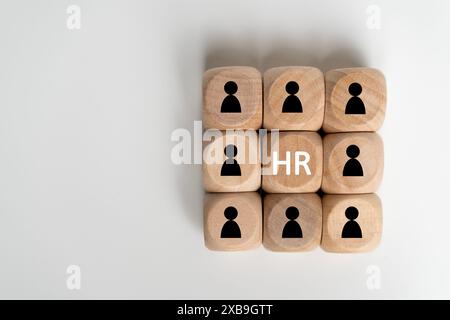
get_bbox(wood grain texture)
[204,192,262,251]
[323,68,386,133]
[321,194,382,253]
[203,66,262,130]
[263,193,322,252]
[263,66,324,130]
[322,132,383,194]
[262,131,323,193]
[203,130,261,192]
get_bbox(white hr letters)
[272,151,312,176]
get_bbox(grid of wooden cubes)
[202,66,386,253]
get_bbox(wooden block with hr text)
[262,131,323,193]
[321,194,382,253]
[323,68,386,132]
[263,193,322,252]
[203,130,260,192]
[322,132,383,194]
[203,66,262,130]
[263,66,325,130]
[204,192,262,251]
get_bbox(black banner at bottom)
[0,300,447,318]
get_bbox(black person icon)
[345,82,366,114]
[341,206,363,238]
[220,81,241,113]
[282,206,303,238]
[343,145,364,176]
[220,206,241,238]
[282,81,303,113]
[220,144,241,176]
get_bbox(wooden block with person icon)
[262,131,323,193]
[321,194,382,253]
[323,68,386,132]
[322,132,384,194]
[263,67,325,130]
[203,130,261,192]
[204,192,262,251]
[203,66,262,130]
[263,193,322,252]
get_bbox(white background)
[0,0,449,299]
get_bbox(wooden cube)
[263,193,322,252]
[203,130,260,192]
[263,67,325,130]
[204,192,262,251]
[203,66,262,130]
[262,131,322,193]
[323,68,386,132]
[322,132,383,194]
[321,194,382,253]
